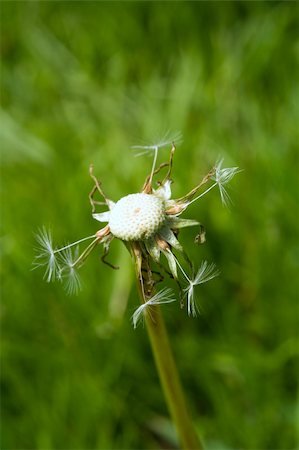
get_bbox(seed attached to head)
[108,193,165,241]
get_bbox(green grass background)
[1,2,298,449]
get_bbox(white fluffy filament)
[132,288,176,329]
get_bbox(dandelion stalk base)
[144,303,203,450]
[133,250,203,449]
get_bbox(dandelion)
[35,138,239,317]
[34,136,240,450]
[132,288,176,329]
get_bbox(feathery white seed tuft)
[132,288,176,328]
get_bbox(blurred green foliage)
[1,2,299,449]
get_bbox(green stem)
[144,305,203,449]
[133,260,203,449]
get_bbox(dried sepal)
[166,217,200,229]
[162,249,178,279]
[145,237,161,263]
[92,211,111,223]
[158,226,183,252]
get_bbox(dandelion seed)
[59,246,82,295]
[192,261,220,285]
[33,227,60,282]
[54,234,98,252]
[184,261,220,317]
[185,159,240,208]
[212,159,241,207]
[132,288,176,329]
[173,255,219,317]
[153,129,183,149]
[132,130,182,155]
[34,229,97,289]
[132,131,182,186]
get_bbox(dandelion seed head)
[109,193,165,241]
